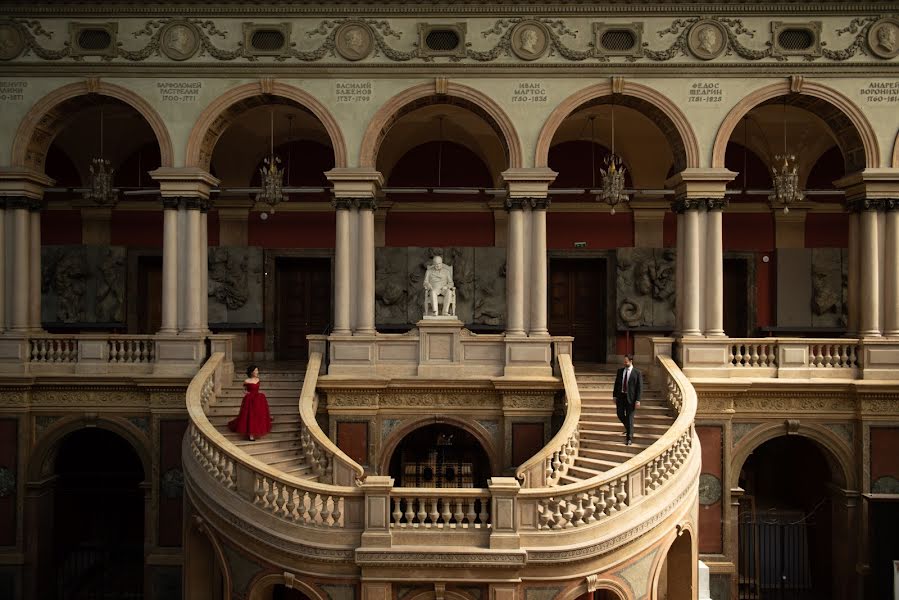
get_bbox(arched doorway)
[542,89,691,362]
[199,92,339,360]
[388,423,491,488]
[715,84,876,338]
[49,428,146,599]
[18,92,165,335]
[655,529,694,600]
[736,436,839,600]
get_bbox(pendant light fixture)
[596,100,628,214]
[257,109,284,214]
[84,104,118,207]
[769,97,803,213]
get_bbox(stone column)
[28,204,41,330]
[9,199,31,332]
[356,198,376,335]
[332,200,352,335]
[858,204,881,337]
[705,199,726,336]
[160,198,180,333]
[679,200,703,337]
[529,198,549,336]
[674,211,685,337]
[847,212,860,336]
[505,199,526,337]
[150,167,219,336]
[182,200,204,333]
[883,201,899,336]
[325,168,383,335]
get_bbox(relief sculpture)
[207,247,263,325]
[41,246,126,324]
[616,248,675,328]
[810,248,848,328]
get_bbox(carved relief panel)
[616,248,676,329]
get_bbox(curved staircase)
[560,367,677,484]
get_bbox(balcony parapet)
[0,332,218,377]
[673,336,899,380]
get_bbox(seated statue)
[423,255,456,317]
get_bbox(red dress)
[228,381,272,439]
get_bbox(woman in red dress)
[228,365,272,441]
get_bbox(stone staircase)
[206,368,319,481]
[559,365,676,485]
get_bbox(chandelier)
[591,102,629,215]
[257,110,284,214]
[768,99,803,213]
[84,105,118,207]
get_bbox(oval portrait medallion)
[511,21,550,61]
[160,21,200,61]
[335,22,374,61]
[688,19,728,60]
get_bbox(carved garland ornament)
[5,16,899,64]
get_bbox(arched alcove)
[387,423,492,488]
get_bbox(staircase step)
[578,445,645,462]
[578,429,663,444]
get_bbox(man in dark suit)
[613,354,642,445]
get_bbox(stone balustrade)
[183,350,700,567]
[516,353,581,487]
[0,332,214,376]
[673,336,899,378]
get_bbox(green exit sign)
[574,241,587,248]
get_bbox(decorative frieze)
[4,15,899,66]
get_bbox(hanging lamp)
[257,109,284,214]
[768,98,803,214]
[596,100,628,214]
[84,104,118,207]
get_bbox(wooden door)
[724,258,749,337]
[549,258,607,363]
[137,256,162,334]
[276,258,331,360]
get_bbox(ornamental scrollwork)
[644,17,777,62]
[470,18,592,63]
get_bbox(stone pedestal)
[417,318,465,378]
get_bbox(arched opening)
[574,589,626,600]
[32,96,164,334]
[205,96,338,360]
[736,436,840,600]
[655,529,694,600]
[272,585,312,600]
[184,521,227,600]
[720,95,861,337]
[46,428,146,600]
[375,99,509,248]
[388,423,491,488]
[544,96,684,363]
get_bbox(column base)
[528,329,550,337]
[705,330,726,337]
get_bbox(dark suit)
[613,365,642,441]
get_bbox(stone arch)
[11,80,174,171]
[712,81,880,172]
[729,422,855,491]
[893,128,899,168]
[185,515,233,600]
[358,81,523,171]
[378,416,500,479]
[555,577,631,600]
[27,414,151,483]
[185,81,347,171]
[649,524,697,600]
[535,81,700,172]
[246,572,327,600]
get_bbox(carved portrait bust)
[688,20,727,60]
[511,21,549,61]
[335,23,374,61]
[869,18,899,59]
[0,23,24,61]
[160,22,200,61]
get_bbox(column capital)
[325,167,383,199]
[505,197,528,211]
[835,169,899,207]
[161,196,181,210]
[149,167,219,201]
[845,197,899,213]
[501,167,558,199]
[331,197,378,211]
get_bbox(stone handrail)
[298,352,365,486]
[517,354,697,531]
[185,352,365,533]
[678,337,871,378]
[516,353,580,487]
[27,334,158,364]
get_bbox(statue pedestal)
[416,318,464,378]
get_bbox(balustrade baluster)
[453,499,464,527]
[440,497,452,525]
[759,344,769,366]
[750,345,760,367]
[307,494,319,524]
[428,497,439,526]
[285,487,297,520]
[465,498,476,527]
[331,498,342,527]
[320,495,332,526]
[478,497,488,526]
[391,498,402,526]
[416,497,426,526]
[616,479,628,508]
[573,495,585,526]
[265,478,276,509]
[297,491,308,524]
[404,497,415,525]
[538,503,552,529]
[550,499,564,529]
[597,489,608,518]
